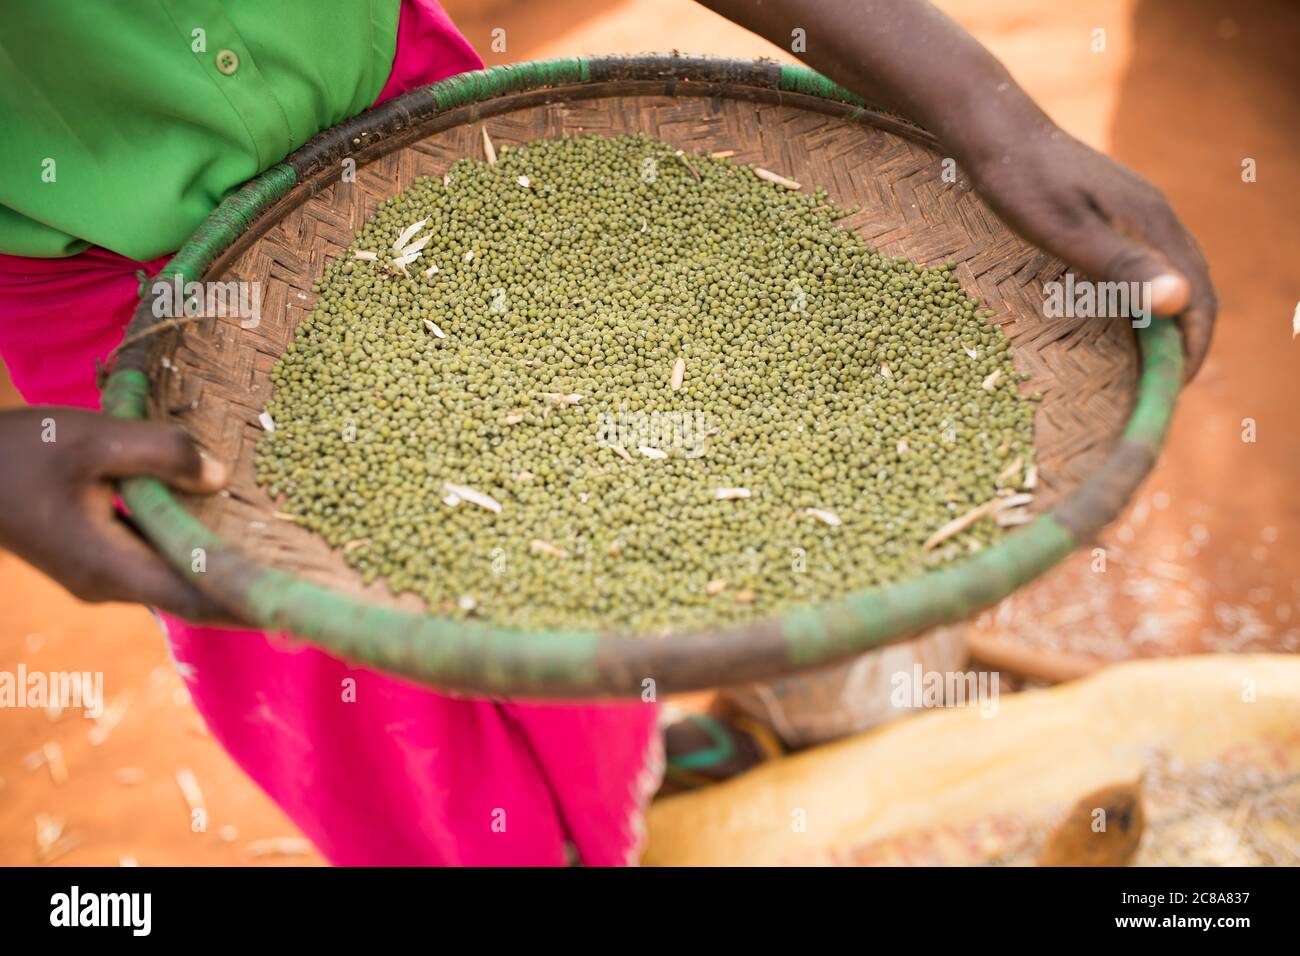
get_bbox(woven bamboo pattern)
[101,56,1181,696]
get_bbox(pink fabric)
[0,247,169,408]
[374,0,482,104]
[0,0,662,866]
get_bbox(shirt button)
[215,49,240,75]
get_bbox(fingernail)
[199,452,228,488]
[1148,274,1188,314]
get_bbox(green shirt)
[0,0,400,260]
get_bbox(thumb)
[1064,228,1191,317]
[89,418,227,493]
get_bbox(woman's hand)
[960,124,1215,378]
[0,406,233,621]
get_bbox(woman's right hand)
[0,406,234,622]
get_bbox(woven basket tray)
[102,55,1182,697]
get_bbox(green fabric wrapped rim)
[100,55,1183,697]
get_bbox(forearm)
[697,0,1057,168]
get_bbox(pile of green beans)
[256,133,1036,635]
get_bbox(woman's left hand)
[961,124,1216,380]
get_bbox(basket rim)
[101,53,1183,697]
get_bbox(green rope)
[666,715,736,771]
[430,59,587,111]
[778,64,866,105]
[1125,319,1184,448]
[166,163,297,283]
